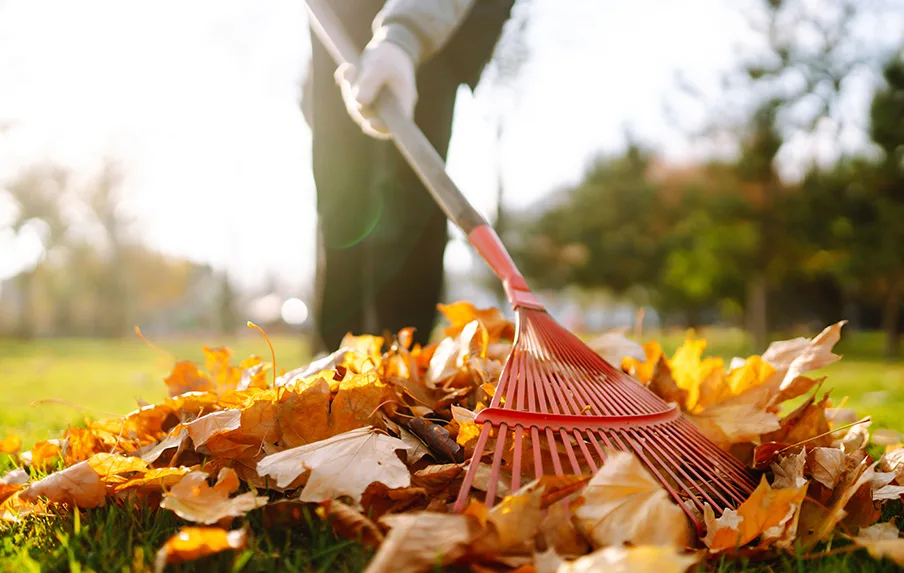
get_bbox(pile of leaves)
[1,302,903,572]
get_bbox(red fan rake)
[305,0,758,536]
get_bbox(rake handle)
[305,0,543,310]
[304,0,486,234]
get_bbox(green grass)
[1,329,903,571]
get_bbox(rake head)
[452,306,759,535]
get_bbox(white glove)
[335,39,417,140]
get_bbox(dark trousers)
[308,0,512,353]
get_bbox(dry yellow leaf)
[184,410,242,448]
[437,301,514,342]
[622,341,663,384]
[154,526,247,573]
[703,477,808,552]
[160,468,267,525]
[278,376,332,448]
[114,467,190,494]
[0,433,22,455]
[573,451,692,548]
[0,468,29,505]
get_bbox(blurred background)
[3,0,904,438]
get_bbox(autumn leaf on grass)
[0,433,21,455]
[438,301,514,342]
[160,468,267,525]
[23,440,63,470]
[0,491,47,523]
[762,392,832,447]
[762,321,845,389]
[319,500,385,548]
[137,428,189,464]
[184,410,242,448]
[154,526,247,573]
[703,476,808,552]
[851,523,904,567]
[0,468,29,504]
[622,341,664,384]
[572,451,692,548]
[557,545,700,573]
[257,427,410,504]
[364,512,481,573]
[20,461,106,508]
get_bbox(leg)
[309,5,384,353]
[369,57,461,346]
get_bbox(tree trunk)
[746,272,768,352]
[15,270,35,340]
[882,283,901,359]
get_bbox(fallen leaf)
[154,527,247,573]
[25,440,63,470]
[364,512,480,573]
[762,393,832,447]
[573,451,692,548]
[184,410,242,448]
[851,523,904,567]
[257,427,410,503]
[0,433,22,454]
[0,468,29,504]
[407,418,463,463]
[137,428,188,463]
[703,476,808,552]
[276,348,349,387]
[20,460,106,508]
[808,447,845,489]
[647,356,690,409]
[320,500,384,547]
[160,468,268,524]
[398,428,431,464]
[689,400,780,448]
[438,301,514,342]
[586,331,646,367]
[771,449,807,490]
[164,361,213,397]
[761,322,845,387]
[557,545,699,573]
[880,448,904,485]
[114,467,190,494]
[278,375,332,448]
[539,501,591,556]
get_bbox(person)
[304,0,514,354]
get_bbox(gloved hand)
[335,39,417,140]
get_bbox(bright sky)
[1,0,901,293]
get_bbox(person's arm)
[373,0,478,66]
[334,0,477,139]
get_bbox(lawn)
[0,327,903,572]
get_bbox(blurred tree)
[85,160,133,337]
[718,0,870,349]
[516,145,666,298]
[3,164,69,339]
[865,52,904,356]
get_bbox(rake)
[304,0,758,534]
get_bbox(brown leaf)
[154,527,247,573]
[807,447,845,489]
[573,451,692,548]
[160,468,268,524]
[761,322,845,385]
[321,500,385,547]
[407,418,464,463]
[762,393,832,447]
[751,442,796,470]
[538,501,591,556]
[771,448,807,490]
[364,512,480,573]
[278,376,332,448]
[689,400,780,449]
[137,428,188,464]
[586,331,646,367]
